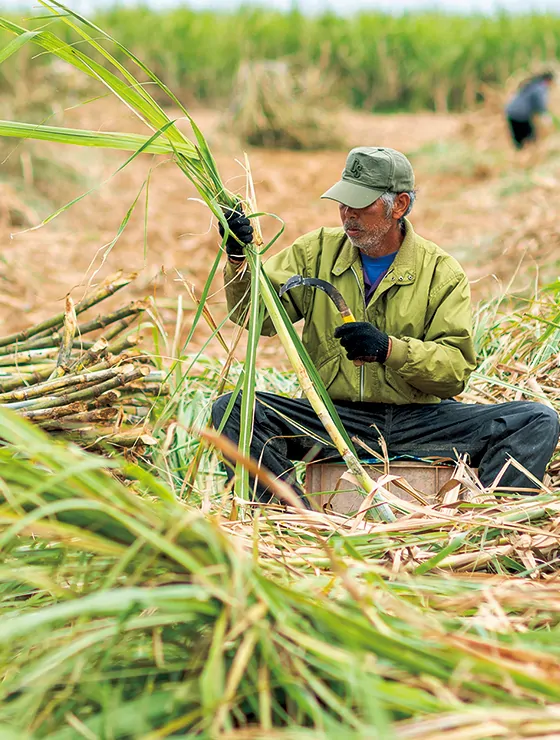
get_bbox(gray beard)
[346,221,393,257]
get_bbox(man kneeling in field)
[212,146,559,502]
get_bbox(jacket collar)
[332,218,417,285]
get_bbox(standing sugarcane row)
[0,271,168,455]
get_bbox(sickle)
[279,276,364,366]
[279,276,357,324]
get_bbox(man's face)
[339,198,393,256]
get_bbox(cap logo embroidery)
[350,159,363,178]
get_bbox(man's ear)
[392,193,411,220]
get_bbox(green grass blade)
[0,120,196,157]
[0,30,38,64]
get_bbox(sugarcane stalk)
[85,354,132,375]
[236,255,263,501]
[0,271,136,348]
[14,365,147,412]
[38,407,118,430]
[121,405,150,416]
[107,334,139,355]
[60,427,156,448]
[77,300,148,337]
[141,371,166,382]
[121,383,167,395]
[105,431,157,448]
[0,301,142,359]
[100,314,139,342]
[67,339,108,373]
[94,390,122,408]
[20,401,88,421]
[51,296,78,378]
[0,337,94,358]
[0,363,56,374]
[0,366,126,403]
[0,366,54,392]
[0,348,59,367]
[5,397,60,410]
[124,414,149,425]
[0,337,59,357]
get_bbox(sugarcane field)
[3,1,560,737]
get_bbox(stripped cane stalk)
[20,401,88,421]
[51,296,78,378]
[0,303,143,359]
[0,271,136,348]
[94,391,121,409]
[39,407,118,430]
[60,428,156,448]
[14,365,147,412]
[68,339,109,373]
[107,335,139,356]
[0,366,54,392]
[0,337,63,357]
[105,432,157,448]
[0,337,94,357]
[0,349,59,366]
[0,363,55,374]
[0,366,126,403]
[76,300,148,337]
[101,314,140,342]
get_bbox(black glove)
[219,206,253,262]
[334,322,390,363]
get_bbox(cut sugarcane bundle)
[0,271,166,455]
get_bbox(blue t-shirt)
[361,251,398,304]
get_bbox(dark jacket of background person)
[506,77,550,121]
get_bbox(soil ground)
[1,97,560,367]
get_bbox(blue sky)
[2,0,560,14]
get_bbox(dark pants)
[507,117,535,149]
[212,392,559,501]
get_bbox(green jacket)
[224,219,477,404]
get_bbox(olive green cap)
[321,147,415,209]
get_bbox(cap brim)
[320,180,385,208]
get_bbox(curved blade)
[279,274,305,297]
[279,275,355,321]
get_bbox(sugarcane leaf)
[200,610,227,714]
[40,0,191,117]
[414,534,466,574]
[36,0,186,146]
[0,30,38,65]
[0,119,196,157]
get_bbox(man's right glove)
[334,321,390,363]
[219,206,254,262]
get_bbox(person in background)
[505,71,555,149]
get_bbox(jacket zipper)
[351,265,366,402]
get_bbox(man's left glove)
[334,322,390,363]
[219,206,254,262]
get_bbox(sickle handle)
[341,312,364,365]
